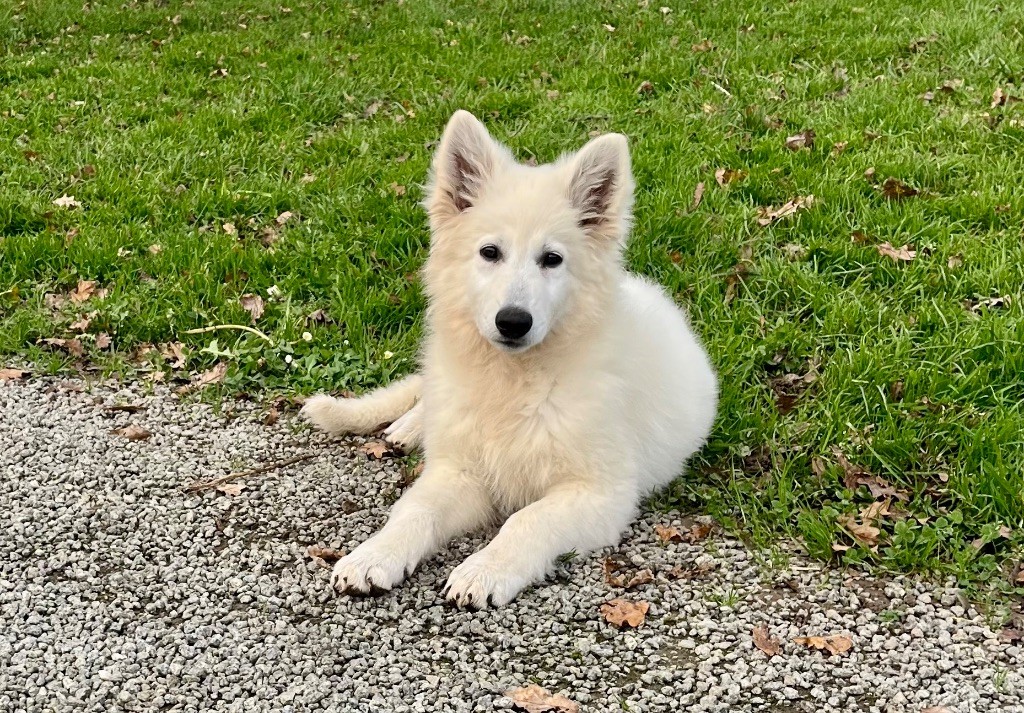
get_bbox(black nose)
[495,307,533,340]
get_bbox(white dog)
[301,110,718,608]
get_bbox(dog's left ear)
[566,133,635,243]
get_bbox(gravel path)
[2,375,1021,713]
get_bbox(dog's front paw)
[300,394,351,434]
[331,538,410,595]
[383,407,422,451]
[443,552,529,609]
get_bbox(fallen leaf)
[880,177,919,200]
[276,210,294,225]
[41,338,84,357]
[263,407,279,426]
[838,515,881,546]
[600,598,649,628]
[691,39,715,52]
[833,450,909,501]
[654,524,682,543]
[851,230,871,245]
[684,522,713,542]
[966,295,1010,313]
[110,424,152,441]
[69,280,97,303]
[222,222,237,235]
[148,244,163,254]
[785,129,815,151]
[104,404,145,414]
[239,293,265,322]
[95,332,111,350]
[603,23,616,32]
[389,182,407,196]
[624,569,654,589]
[876,242,917,262]
[752,625,781,657]
[506,684,579,713]
[306,545,345,568]
[715,168,747,186]
[76,164,97,178]
[0,368,29,381]
[69,317,91,332]
[637,80,654,95]
[300,172,316,184]
[160,342,187,368]
[359,440,392,460]
[947,254,963,269]
[216,483,245,496]
[181,362,228,393]
[756,195,815,226]
[52,195,81,209]
[831,141,848,156]
[793,634,853,656]
[690,181,705,210]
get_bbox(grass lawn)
[2,0,1022,598]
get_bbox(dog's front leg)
[444,481,636,608]
[332,461,492,595]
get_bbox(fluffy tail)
[300,374,422,435]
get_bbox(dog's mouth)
[494,337,530,352]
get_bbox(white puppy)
[302,110,718,608]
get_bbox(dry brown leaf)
[307,545,345,568]
[52,194,81,209]
[276,210,294,225]
[831,141,848,156]
[239,293,265,322]
[756,195,815,226]
[624,569,654,589]
[506,684,579,713]
[148,244,163,254]
[216,483,245,496]
[691,39,715,52]
[0,368,29,381]
[183,362,228,392]
[41,338,85,357]
[752,625,781,657]
[654,524,682,543]
[95,333,111,350]
[222,222,237,236]
[881,177,919,200]
[69,316,91,332]
[785,129,815,151]
[111,424,152,441]
[263,407,280,426]
[691,181,705,210]
[876,242,917,262]
[359,440,392,460]
[600,598,649,628]
[389,182,407,196]
[838,515,880,546]
[685,522,713,542]
[715,168,747,187]
[160,342,187,368]
[666,561,716,579]
[69,280,97,303]
[793,634,853,656]
[637,80,654,95]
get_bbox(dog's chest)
[437,376,586,510]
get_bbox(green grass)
[2,0,1022,596]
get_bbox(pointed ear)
[425,110,505,223]
[565,133,634,242]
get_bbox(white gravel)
[1,375,1021,713]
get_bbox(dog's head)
[422,110,634,354]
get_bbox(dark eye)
[479,244,501,262]
[541,252,563,268]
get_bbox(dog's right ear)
[425,111,503,223]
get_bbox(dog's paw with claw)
[383,405,422,451]
[331,539,410,596]
[443,552,528,609]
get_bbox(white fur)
[301,111,718,608]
